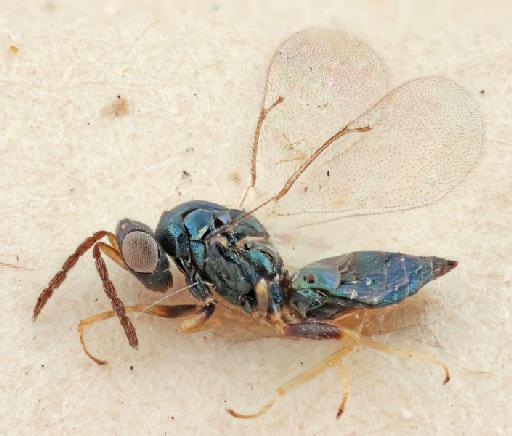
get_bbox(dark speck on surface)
[101,95,129,118]
[130,365,134,371]
[480,89,485,94]
[229,172,241,185]
[182,170,191,178]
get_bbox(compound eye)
[121,231,159,273]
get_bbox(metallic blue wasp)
[33,29,483,419]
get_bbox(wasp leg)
[352,331,451,384]
[227,333,359,419]
[78,303,199,365]
[229,320,448,419]
[282,321,342,339]
[174,265,217,333]
[178,301,216,333]
[184,268,210,301]
[335,359,350,418]
[96,241,127,270]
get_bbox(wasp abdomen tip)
[432,258,458,278]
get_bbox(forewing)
[248,29,388,203]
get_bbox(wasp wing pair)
[242,29,481,219]
[223,28,481,332]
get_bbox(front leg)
[229,321,449,420]
[184,268,210,301]
[177,258,210,301]
[78,303,199,365]
[177,263,216,333]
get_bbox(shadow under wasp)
[33,29,483,419]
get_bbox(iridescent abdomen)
[289,251,457,320]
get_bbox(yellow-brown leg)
[97,241,127,270]
[227,324,449,420]
[77,303,198,365]
[355,333,450,384]
[227,334,359,419]
[178,301,216,333]
[335,359,350,418]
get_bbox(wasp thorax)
[121,231,159,273]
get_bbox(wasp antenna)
[92,244,138,349]
[33,230,110,321]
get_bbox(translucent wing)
[244,30,483,219]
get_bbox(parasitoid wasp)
[33,29,483,419]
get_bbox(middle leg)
[178,300,216,333]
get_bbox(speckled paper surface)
[1,1,511,434]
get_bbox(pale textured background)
[1,1,511,435]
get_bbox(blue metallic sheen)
[289,251,457,320]
[118,200,456,323]
[154,200,283,313]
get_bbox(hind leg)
[352,332,450,384]
[228,320,449,419]
[335,359,350,418]
[282,322,449,383]
[227,332,358,419]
